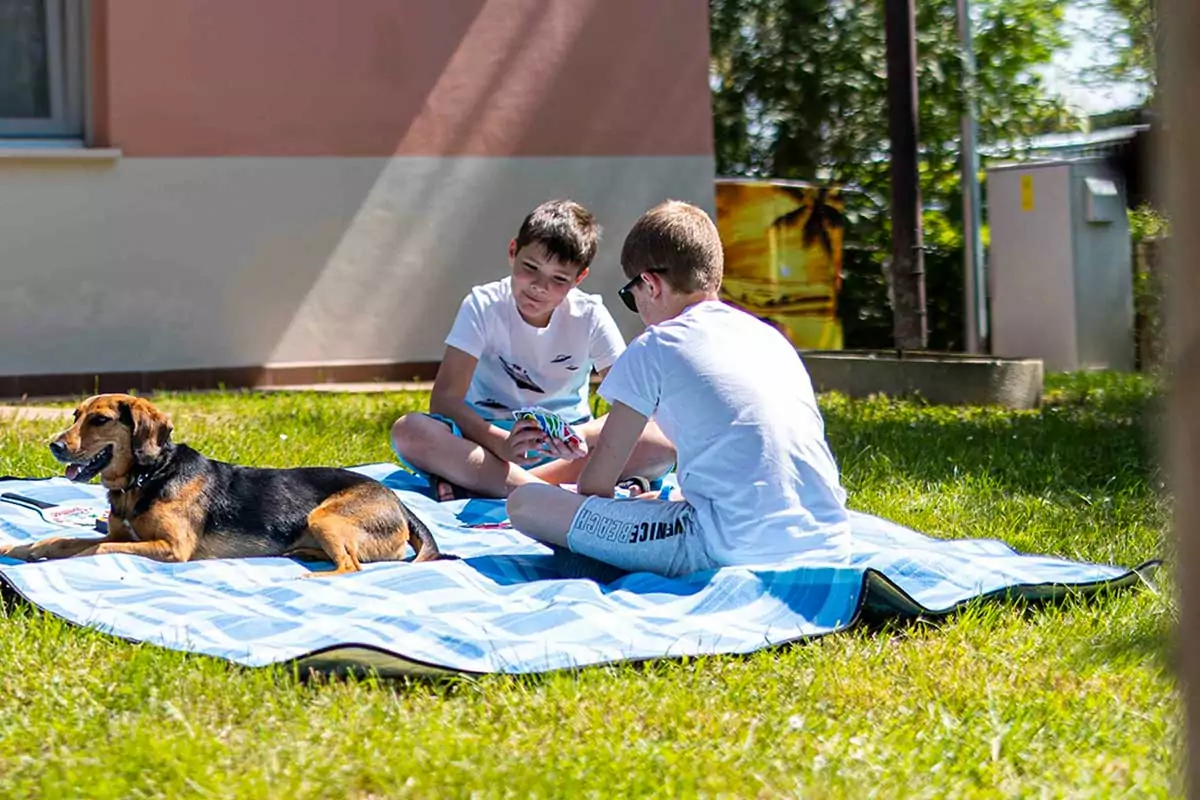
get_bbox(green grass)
[0,374,1178,798]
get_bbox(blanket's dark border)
[0,556,1162,679]
[280,559,1162,677]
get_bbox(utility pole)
[884,0,928,351]
[957,0,988,353]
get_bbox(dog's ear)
[118,398,173,464]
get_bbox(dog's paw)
[0,541,38,561]
[23,540,64,561]
[6,537,95,562]
[297,565,360,579]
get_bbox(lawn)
[0,373,1178,798]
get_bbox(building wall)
[0,0,715,389]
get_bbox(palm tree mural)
[772,186,846,269]
[715,179,847,349]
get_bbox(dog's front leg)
[75,538,189,562]
[0,535,110,562]
[0,511,141,561]
[76,511,198,562]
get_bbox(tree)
[1079,0,1158,95]
[710,0,1077,350]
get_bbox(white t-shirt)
[445,277,626,423]
[598,300,851,565]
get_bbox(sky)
[1040,2,1149,115]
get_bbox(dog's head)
[49,394,174,487]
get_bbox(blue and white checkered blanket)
[0,464,1150,675]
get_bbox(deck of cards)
[512,406,584,451]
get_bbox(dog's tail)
[401,505,456,563]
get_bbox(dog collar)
[111,469,151,495]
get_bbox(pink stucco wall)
[92,0,714,158]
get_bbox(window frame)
[0,0,86,139]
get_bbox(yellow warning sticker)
[1020,174,1034,212]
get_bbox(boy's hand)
[502,419,549,466]
[539,433,589,462]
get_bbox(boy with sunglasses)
[506,200,851,578]
[390,199,676,501]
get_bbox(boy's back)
[600,299,850,564]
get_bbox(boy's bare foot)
[430,474,488,502]
[434,477,459,502]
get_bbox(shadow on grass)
[823,372,1164,497]
[1079,622,1176,674]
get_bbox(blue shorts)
[392,412,587,478]
[393,412,672,492]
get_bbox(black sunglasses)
[617,269,666,314]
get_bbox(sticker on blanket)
[0,493,108,531]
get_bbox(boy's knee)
[505,485,536,528]
[390,413,427,453]
[507,484,562,533]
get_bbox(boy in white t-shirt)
[391,199,676,501]
[506,200,852,578]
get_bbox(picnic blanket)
[0,464,1153,676]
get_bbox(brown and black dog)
[0,394,446,573]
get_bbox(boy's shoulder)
[631,301,786,354]
[562,285,612,319]
[463,277,513,307]
[639,300,747,337]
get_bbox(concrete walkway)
[0,405,72,422]
[0,383,440,421]
[259,381,436,394]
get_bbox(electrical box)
[986,158,1134,372]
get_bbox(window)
[0,0,85,138]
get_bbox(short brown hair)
[514,199,601,271]
[620,200,723,292]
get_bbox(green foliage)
[1089,105,1145,130]
[1130,203,1169,243]
[0,382,1176,797]
[1128,206,1169,371]
[710,0,1079,349]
